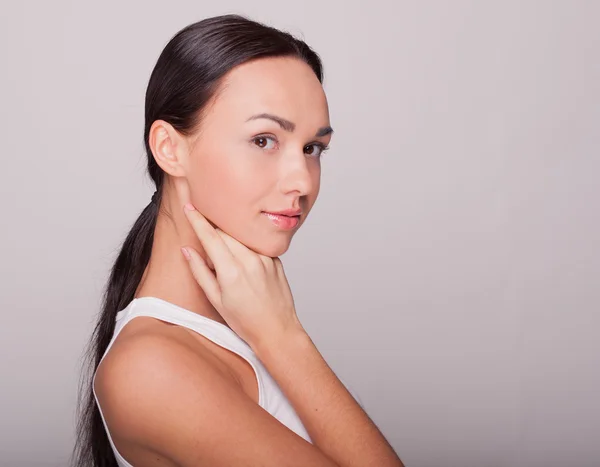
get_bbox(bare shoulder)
[93,316,338,467]
[94,314,243,408]
[93,317,241,464]
[95,315,238,380]
[95,316,240,396]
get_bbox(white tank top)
[93,296,363,467]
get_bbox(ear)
[148,120,190,176]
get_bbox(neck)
[134,202,230,329]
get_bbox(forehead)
[207,56,329,125]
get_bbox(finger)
[214,228,257,264]
[183,204,235,277]
[273,256,284,273]
[271,256,287,278]
[215,229,275,274]
[182,246,222,309]
[201,249,216,271]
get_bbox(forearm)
[253,326,404,467]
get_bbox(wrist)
[252,321,311,362]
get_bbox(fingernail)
[181,247,191,260]
[184,203,195,212]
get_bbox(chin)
[257,242,292,258]
[248,236,293,258]
[224,217,299,258]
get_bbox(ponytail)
[71,199,159,466]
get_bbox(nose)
[277,151,315,197]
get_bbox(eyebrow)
[245,113,334,137]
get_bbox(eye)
[304,142,330,158]
[251,134,330,158]
[252,135,278,150]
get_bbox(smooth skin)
[94,56,404,466]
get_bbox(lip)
[261,211,301,230]
[263,208,302,216]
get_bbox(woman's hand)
[180,202,304,350]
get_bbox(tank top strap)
[118,297,252,355]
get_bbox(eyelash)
[251,134,330,158]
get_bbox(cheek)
[306,166,322,207]
[186,148,320,257]
[188,150,265,226]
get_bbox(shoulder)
[95,316,242,401]
[94,318,244,457]
[100,315,240,377]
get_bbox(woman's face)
[185,56,332,258]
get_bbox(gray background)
[1,1,598,466]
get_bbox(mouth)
[261,211,300,230]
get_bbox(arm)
[254,327,405,467]
[177,204,404,466]
[95,331,342,467]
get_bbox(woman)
[72,14,404,467]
